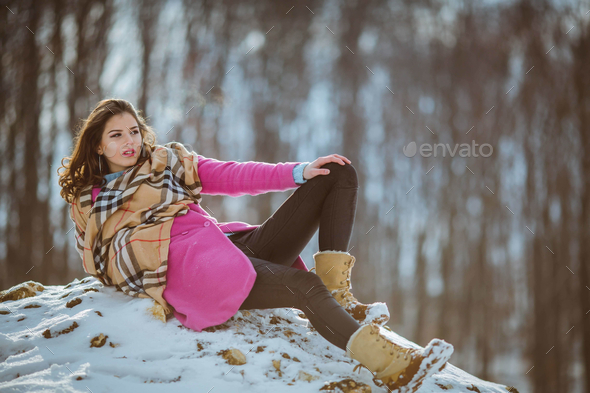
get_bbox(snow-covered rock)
[0,278,520,392]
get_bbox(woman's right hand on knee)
[304,154,352,180]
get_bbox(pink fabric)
[91,154,309,331]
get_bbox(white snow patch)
[0,278,518,392]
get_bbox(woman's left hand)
[303,154,352,181]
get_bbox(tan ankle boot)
[346,323,454,392]
[312,250,390,326]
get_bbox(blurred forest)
[1,0,589,392]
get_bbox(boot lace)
[336,260,360,304]
[311,259,360,304]
[337,287,359,305]
[353,363,373,375]
[368,324,413,361]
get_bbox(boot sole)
[390,339,454,393]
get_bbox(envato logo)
[403,141,493,158]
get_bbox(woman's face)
[97,112,143,173]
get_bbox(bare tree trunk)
[138,0,161,113]
[41,0,67,285]
[414,232,427,346]
[6,0,42,286]
[334,0,370,301]
[475,214,491,380]
[572,22,590,393]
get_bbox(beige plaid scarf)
[70,142,203,312]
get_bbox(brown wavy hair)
[58,98,158,204]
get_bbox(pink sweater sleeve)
[196,154,300,197]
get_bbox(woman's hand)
[303,154,352,181]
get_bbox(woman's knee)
[319,162,358,188]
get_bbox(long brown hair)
[58,98,158,204]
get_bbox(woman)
[58,98,453,391]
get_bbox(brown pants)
[228,162,361,351]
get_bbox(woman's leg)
[228,162,358,267]
[238,255,361,351]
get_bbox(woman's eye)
[111,130,139,138]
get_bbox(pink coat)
[91,154,309,331]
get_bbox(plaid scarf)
[70,142,203,310]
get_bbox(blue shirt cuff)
[293,162,310,185]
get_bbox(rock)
[272,359,282,377]
[298,370,320,382]
[270,315,291,324]
[148,300,167,323]
[218,348,246,365]
[43,321,79,339]
[66,298,82,308]
[0,281,45,302]
[320,378,372,392]
[203,322,231,332]
[90,333,108,348]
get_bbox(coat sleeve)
[164,141,302,197]
[195,154,302,196]
[69,198,88,261]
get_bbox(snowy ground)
[0,278,520,393]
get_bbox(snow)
[1,278,519,392]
